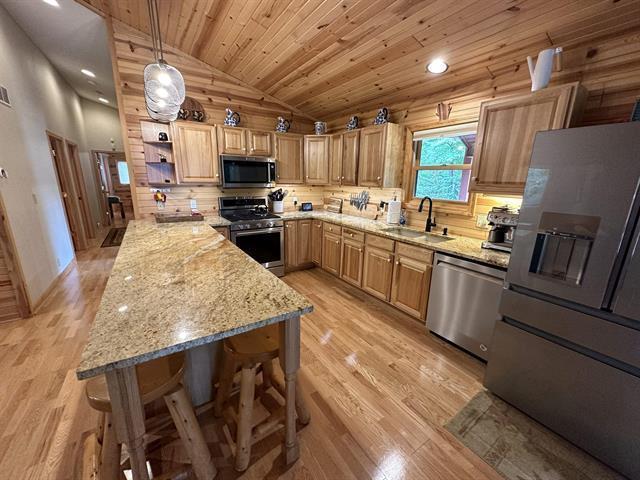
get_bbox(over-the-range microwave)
[220,155,276,188]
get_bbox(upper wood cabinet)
[470,82,586,195]
[248,130,272,156]
[171,122,220,184]
[304,135,330,185]
[330,131,359,186]
[311,219,323,265]
[342,130,359,186]
[329,134,343,185]
[218,127,273,156]
[218,126,246,155]
[275,133,304,184]
[358,123,404,188]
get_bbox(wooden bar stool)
[214,323,310,472]
[85,352,217,480]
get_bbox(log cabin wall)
[325,26,640,238]
[109,20,318,217]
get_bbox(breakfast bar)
[76,220,313,479]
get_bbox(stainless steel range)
[218,196,284,277]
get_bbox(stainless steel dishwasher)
[426,253,506,360]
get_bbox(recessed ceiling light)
[98,97,109,104]
[42,0,60,7]
[427,58,449,74]
[81,69,96,78]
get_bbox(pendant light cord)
[147,0,164,63]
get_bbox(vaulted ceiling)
[81,0,640,120]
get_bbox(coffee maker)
[481,206,519,252]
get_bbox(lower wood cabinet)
[284,220,298,270]
[284,219,313,271]
[341,234,364,287]
[322,231,342,276]
[297,219,313,266]
[362,245,394,301]
[311,219,323,265]
[390,243,434,320]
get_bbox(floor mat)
[445,390,624,480]
[100,227,127,248]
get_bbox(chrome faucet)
[418,196,437,232]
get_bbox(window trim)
[406,122,478,216]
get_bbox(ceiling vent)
[0,85,10,108]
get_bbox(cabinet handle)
[349,233,354,237]
[335,240,340,244]
[277,175,280,178]
[358,249,362,252]
[396,261,400,265]
[376,176,381,180]
[341,176,345,180]
[215,173,219,177]
[386,258,391,263]
[472,176,477,181]
[316,224,321,228]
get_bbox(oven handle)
[231,227,283,238]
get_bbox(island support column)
[279,314,301,465]
[105,366,150,480]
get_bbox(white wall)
[80,97,123,227]
[0,5,88,305]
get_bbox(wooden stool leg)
[164,386,217,480]
[119,202,125,219]
[101,413,124,480]
[262,359,274,389]
[279,316,301,465]
[105,367,150,480]
[235,366,257,472]
[214,353,236,417]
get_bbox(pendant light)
[144,0,185,121]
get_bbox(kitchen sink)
[380,227,453,243]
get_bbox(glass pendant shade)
[143,61,185,105]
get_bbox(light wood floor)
[0,244,501,479]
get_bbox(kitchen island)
[77,219,313,479]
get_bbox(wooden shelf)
[145,141,173,146]
[145,159,177,185]
[145,161,175,165]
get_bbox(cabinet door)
[342,130,360,186]
[218,126,247,155]
[322,232,341,276]
[311,219,323,265]
[362,246,394,301]
[172,122,220,184]
[304,135,330,185]
[329,134,343,185]
[470,84,579,195]
[341,238,364,287]
[358,125,385,187]
[284,220,297,269]
[275,133,304,184]
[391,254,432,319]
[248,130,272,156]
[297,219,313,266]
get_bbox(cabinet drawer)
[343,227,364,243]
[396,242,433,264]
[366,234,395,252]
[323,222,342,235]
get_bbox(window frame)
[116,160,131,186]
[406,122,478,216]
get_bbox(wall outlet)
[190,199,197,210]
[292,196,298,205]
[476,214,488,228]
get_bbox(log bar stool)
[215,323,310,472]
[85,352,217,480]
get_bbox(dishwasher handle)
[435,257,506,286]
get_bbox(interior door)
[507,123,640,308]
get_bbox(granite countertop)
[268,211,510,269]
[77,220,313,380]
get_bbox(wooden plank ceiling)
[83,0,640,121]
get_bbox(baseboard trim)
[32,259,77,314]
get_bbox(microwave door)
[222,157,274,188]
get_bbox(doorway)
[47,132,88,251]
[92,151,133,228]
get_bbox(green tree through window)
[412,127,476,202]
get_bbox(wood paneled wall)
[109,20,315,217]
[324,26,640,238]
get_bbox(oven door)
[221,156,276,188]
[231,227,284,270]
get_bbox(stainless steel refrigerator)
[484,122,640,479]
